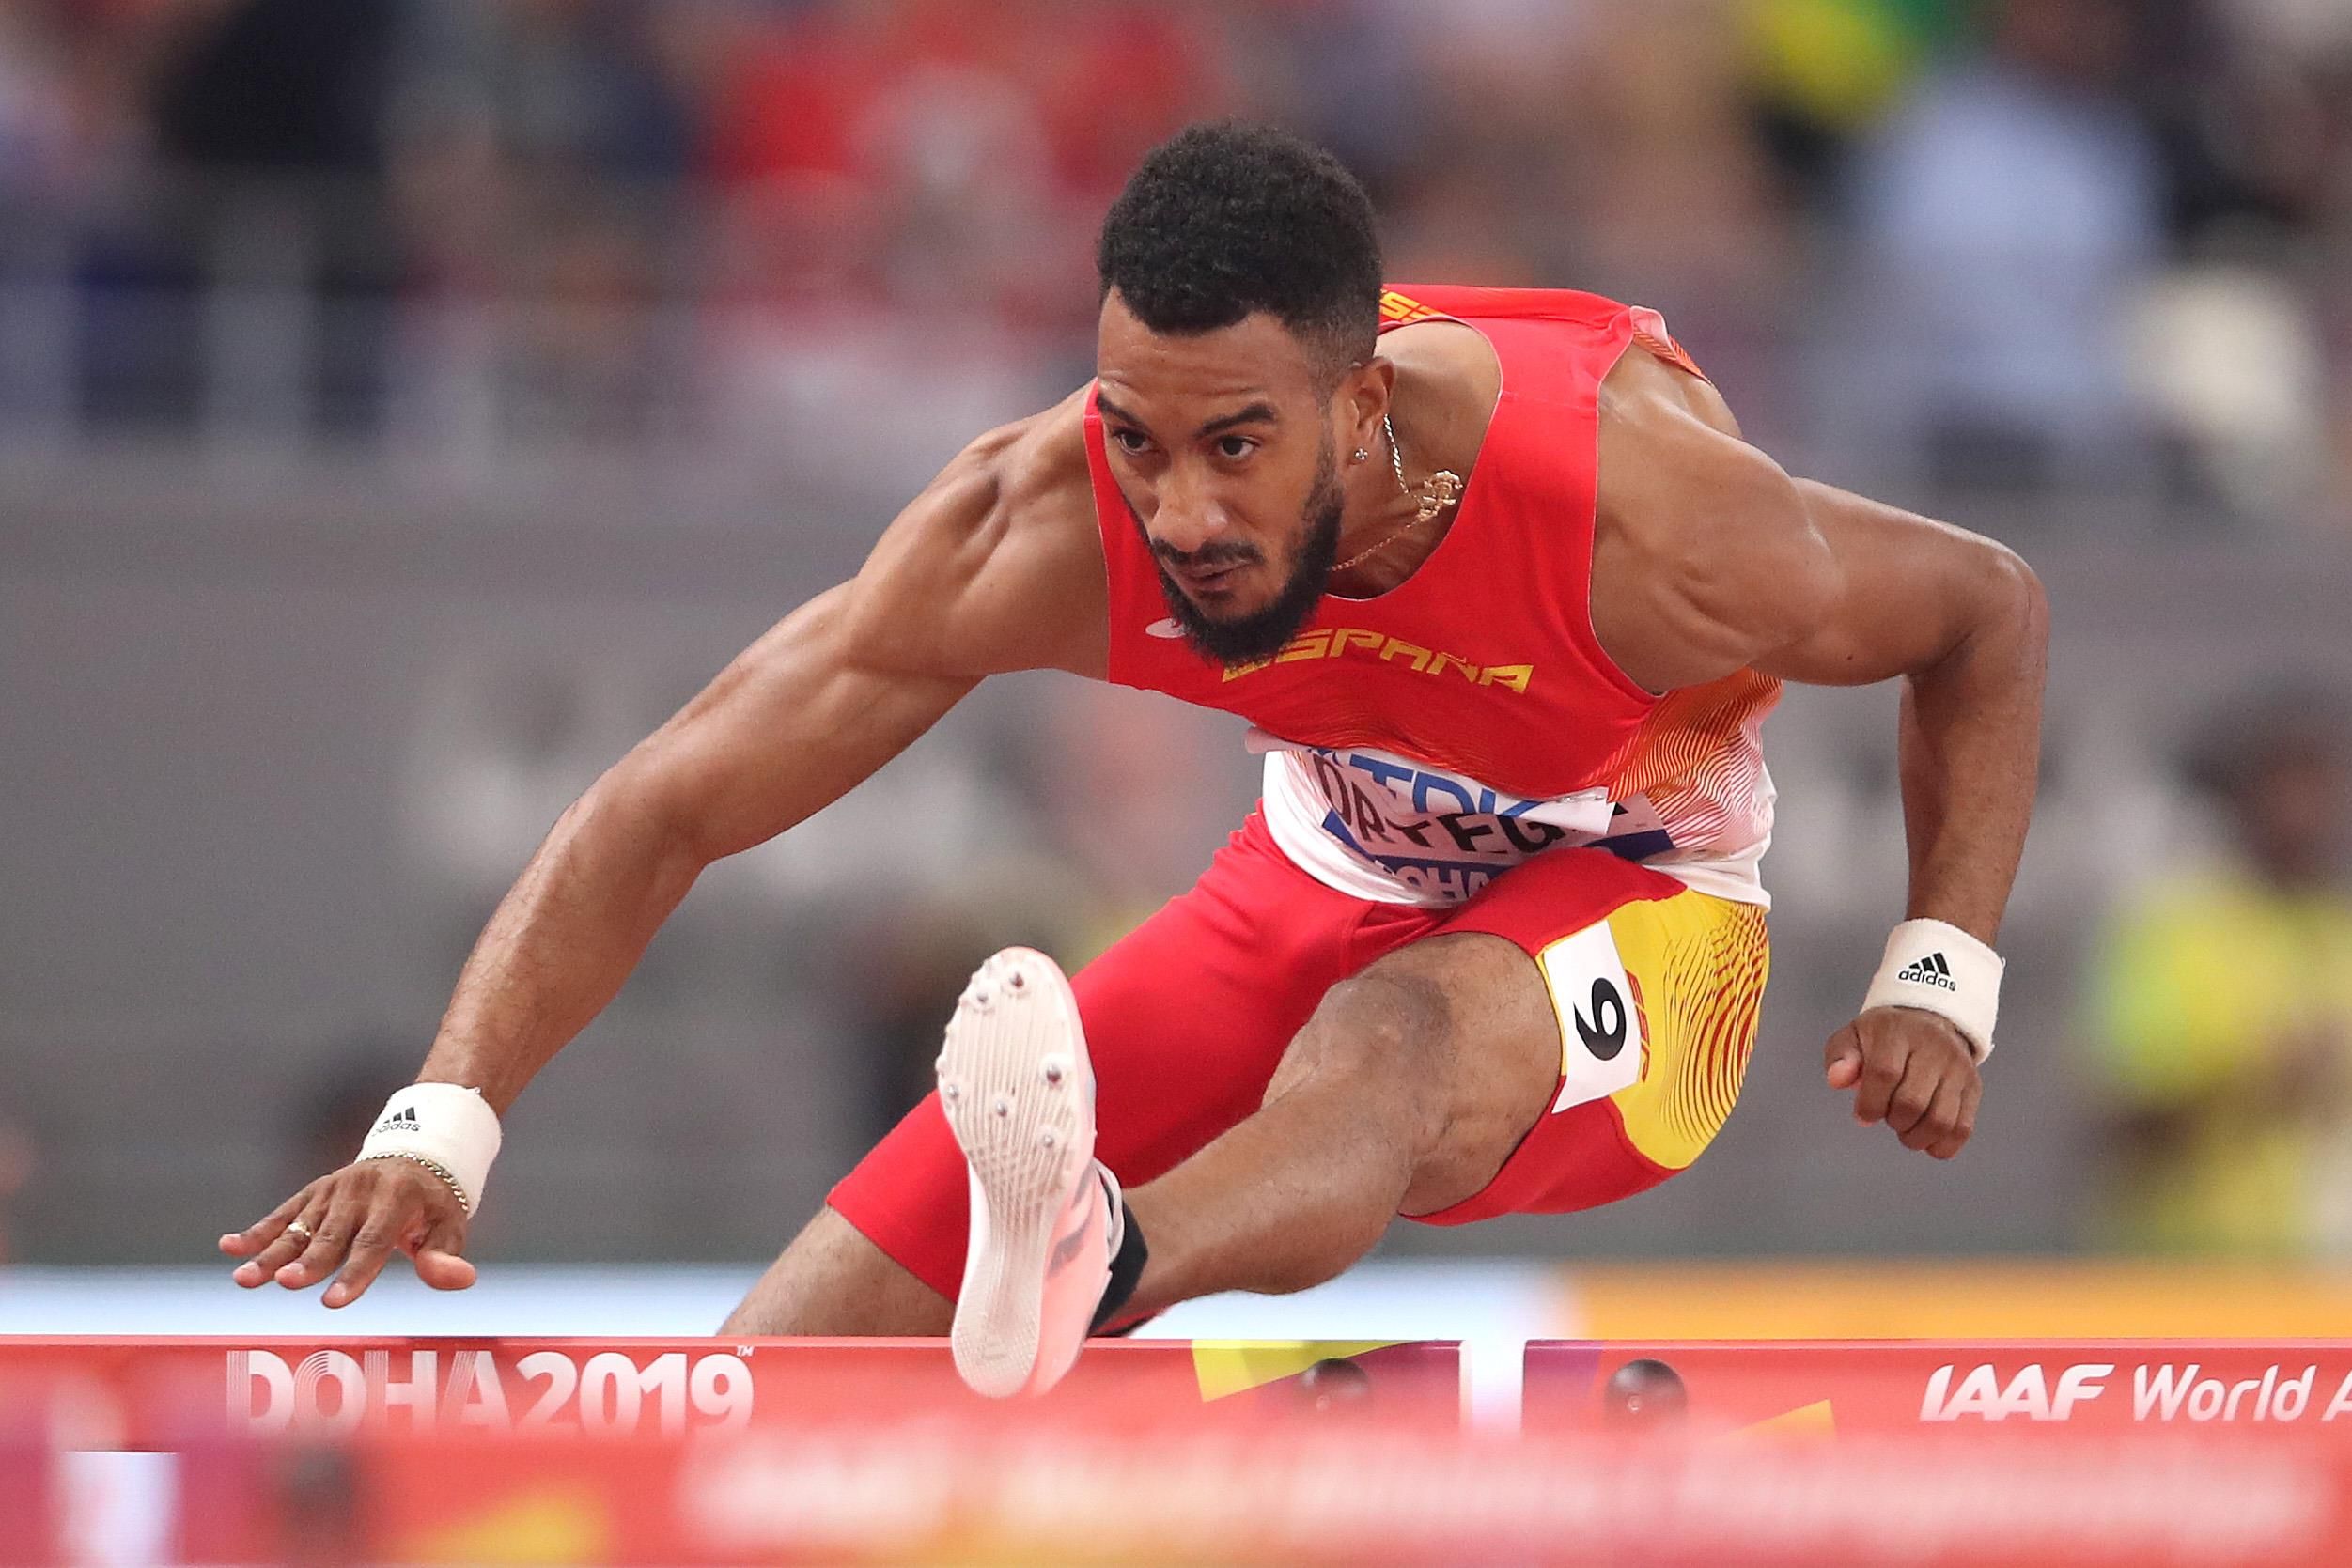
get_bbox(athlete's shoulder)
[976,385,1095,513]
[1392,284,1681,415]
[841,387,1107,681]
[1591,343,1830,692]
[1599,334,1740,442]
[901,386,1093,544]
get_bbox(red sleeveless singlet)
[1082,285,1779,907]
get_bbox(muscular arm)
[419,584,976,1110]
[1596,351,2048,942]
[427,396,1106,1110]
[1762,481,2048,944]
[225,398,1105,1304]
[1597,349,2048,1159]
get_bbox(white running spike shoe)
[938,946,1122,1398]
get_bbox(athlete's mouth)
[1173,562,1245,596]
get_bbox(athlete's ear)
[1336,356,1394,458]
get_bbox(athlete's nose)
[1150,464,1230,556]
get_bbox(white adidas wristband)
[357,1083,503,1217]
[1861,919,2002,1063]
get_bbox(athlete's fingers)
[1927,1078,1983,1160]
[275,1189,366,1289]
[321,1196,410,1308]
[1823,1024,1864,1092]
[1851,1032,1909,1126]
[234,1200,327,1287]
[1899,1071,1965,1152]
[1885,1048,1943,1139]
[221,1188,313,1259]
[415,1250,478,1291]
[410,1212,476,1292]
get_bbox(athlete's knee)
[1287,960,1457,1140]
[1307,962,1453,1073]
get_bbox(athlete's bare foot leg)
[721,1204,952,1335]
[1120,932,1560,1320]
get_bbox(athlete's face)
[1096,291,1366,668]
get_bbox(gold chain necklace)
[1336,411,1465,573]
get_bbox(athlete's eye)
[1111,428,1151,457]
[1216,435,1257,460]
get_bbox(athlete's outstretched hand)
[1824,1007,1981,1159]
[218,1160,475,1308]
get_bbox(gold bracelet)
[361,1151,474,1216]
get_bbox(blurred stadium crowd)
[2,0,2349,521]
[2,0,2351,1274]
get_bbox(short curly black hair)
[1098,121,1382,384]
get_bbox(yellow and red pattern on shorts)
[1553,887,1770,1171]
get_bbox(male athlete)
[222,124,2046,1397]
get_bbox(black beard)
[1151,443,1346,669]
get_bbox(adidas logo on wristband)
[361,1085,502,1219]
[1896,952,1958,991]
[1865,922,2001,1063]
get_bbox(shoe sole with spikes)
[937,946,1105,1398]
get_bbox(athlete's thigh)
[826,814,1390,1298]
[1411,848,1771,1224]
[1316,926,1569,1218]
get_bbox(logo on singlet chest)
[1218,625,1534,692]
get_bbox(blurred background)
[5,0,2352,1332]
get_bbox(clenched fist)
[1824,1006,1981,1159]
[218,1158,475,1308]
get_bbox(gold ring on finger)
[285,1220,315,1245]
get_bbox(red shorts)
[830,811,1769,1300]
